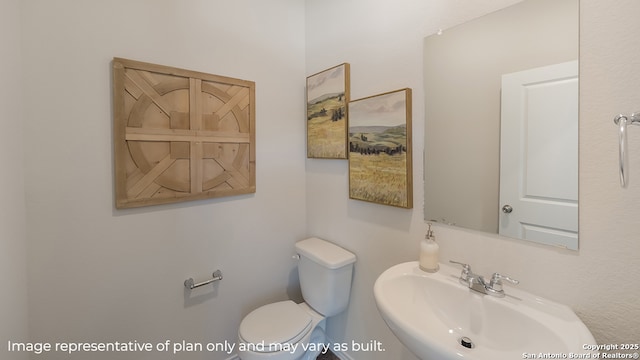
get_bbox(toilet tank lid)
[295,237,356,269]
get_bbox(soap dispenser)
[419,223,439,272]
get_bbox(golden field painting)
[348,89,412,208]
[306,63,349,159]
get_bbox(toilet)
[238,237,356,360]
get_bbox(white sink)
[374,261,595,360]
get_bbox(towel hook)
[614,112,640,188]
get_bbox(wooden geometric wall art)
[112,58,256,208]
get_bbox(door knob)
[502,205,513,213]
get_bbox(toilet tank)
[295,237,356,317]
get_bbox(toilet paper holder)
[184,270,223,290]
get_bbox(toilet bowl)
[237,238,356,360]
[238,301,325,360]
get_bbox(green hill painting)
[306,63,350,159]
[348,89,412,208]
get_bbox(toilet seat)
[239,300,312,353]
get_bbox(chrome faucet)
[449,260,519,297]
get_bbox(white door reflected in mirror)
[499,61,578,249]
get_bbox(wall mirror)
[423,0,579,249]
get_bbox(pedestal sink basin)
[374,261,596,360]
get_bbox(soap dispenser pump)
[419,223,439,272]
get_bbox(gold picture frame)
[348,88,413,208]
[306,63,350,159]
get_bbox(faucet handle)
[488,273,519,293]
[449,260,471,279]
[491,273,519,285]
[449,260,470,269]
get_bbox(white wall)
[21,1,306,360]
[306,0,640,359]
[0,0,29,359]
[577,0,640,343]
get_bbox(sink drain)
[459,337,474,349]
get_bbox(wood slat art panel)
[113,58,256,208]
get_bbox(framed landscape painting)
[306,63,350,159]
[348,88,412,208]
